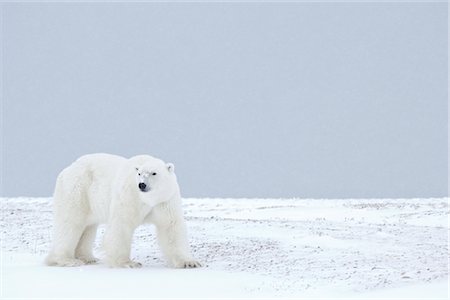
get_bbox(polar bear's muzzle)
[138,182,150,192]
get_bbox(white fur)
[45,153,201,268]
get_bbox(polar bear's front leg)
[156,221,201,268]
[151,204,201,268]
[103,222,141,268]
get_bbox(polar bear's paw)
[109,260,143,268]
[173,259,202,269]
[182,260,202,268]
[78,256,99,265]
[47,257,84,267]
[122,261,143,268]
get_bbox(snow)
[1,197,449,299]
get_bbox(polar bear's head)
[134,157,178,204]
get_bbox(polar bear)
[45,153,201,268]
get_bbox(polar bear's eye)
[138,173,141,176]
[152,172,157,176]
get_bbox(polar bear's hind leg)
[45,166,90,267]
[75,225,99,264]
[44,215,86,267]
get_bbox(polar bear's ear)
[166,163,175,173]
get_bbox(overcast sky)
[2,2,448,198]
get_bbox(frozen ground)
[1,197,449,299]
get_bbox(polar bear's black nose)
[138,183,147,191]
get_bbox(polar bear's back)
[69,153,127,185]
[75,153,127,172]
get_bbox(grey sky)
[2,2,448,198]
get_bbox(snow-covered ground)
[1,197,448,299]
